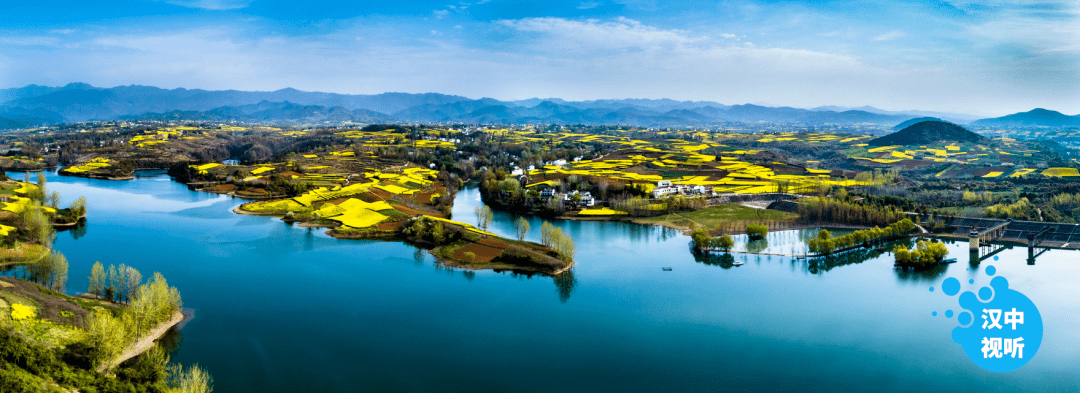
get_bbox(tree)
[88,261,106,298]
[19,203,53,246]
[105,264,119,301]
[475,205,493,230]
[514,217,530,241]
[746,224,768,240]
[86,309,128,369]
[717,235,735,252]
[431,222,445,244]
[690,229,710,249]
[112,264,130,302]
[70,196,87,217]
[541,221,555,247]
[550,227,576,262]
[894,245,911,265]
[46,252,68,291]
[125,266,143,304]
[166,363,214,393]
[46,191,61,209]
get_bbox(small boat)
[733,261,744,266]
[661,267,673,271]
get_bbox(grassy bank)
[633,204,797,231]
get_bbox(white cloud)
[498,17,706,50]
[720,33,737,39]
[161,0,251,10]
[873,30,905,41]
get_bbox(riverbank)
[97,310,186,372]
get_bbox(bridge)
[913,214,1080,264]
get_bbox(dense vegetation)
[867,121,988,146]
[806,219,917,255]
[894,240,950,267]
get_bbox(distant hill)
[1,82,932,128]
[893,117,942,130]
[811,106,980,124]
[971,108,1080,127]
[121,101,392,124]
[868,121,988,146]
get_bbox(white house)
[652,186,678,198]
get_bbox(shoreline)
[97,310,186,373]
[433,253,575,276]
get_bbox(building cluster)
[539,188,596,207]
[650,180,715,198]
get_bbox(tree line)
[85,272,183,369]
[87,262,143,303]
[797,196,908,227]
[806,219,917,255]
[540,221,576,262]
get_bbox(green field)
[634,203,796,230]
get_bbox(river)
[26,171,1080,392]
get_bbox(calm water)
[31,171,1080,392]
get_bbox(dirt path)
[97,310,185,372]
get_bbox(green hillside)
[869,121,987,146]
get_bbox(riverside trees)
[746,224,768,240]
[797,197,908,227]
[690,229,734,252]
[475,205,493,231]
[87,261,145,303]
[806,219,917,255]
[24,251,68,291]
[894,240,950,267]
[540,221,576,262]
[86,272,183,369]
[514,217,530,240]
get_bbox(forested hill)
[868,120,988,146]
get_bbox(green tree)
[690,229,711,249]
[86,309,128,369]
[717,234,735,252]
[475,205,493,230]
[88,261,107,298]
[70,196,88,218]
[746,224,768,240]
[514,217,530,241]
[166,363,214,393]
[541,221,555,247]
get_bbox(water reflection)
[802,238,913,275]
[746,239,769,254]
[892,263,949,282]
[56,220,88,240]
[553,269,576,303]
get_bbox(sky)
[0,0,1077,116]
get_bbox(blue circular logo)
[939,266,1043,372]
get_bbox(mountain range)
[970,108,1080,127]
[0,83,1076,130]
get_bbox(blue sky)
[1,0,1077,115]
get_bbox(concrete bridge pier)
[969,228,980,251]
